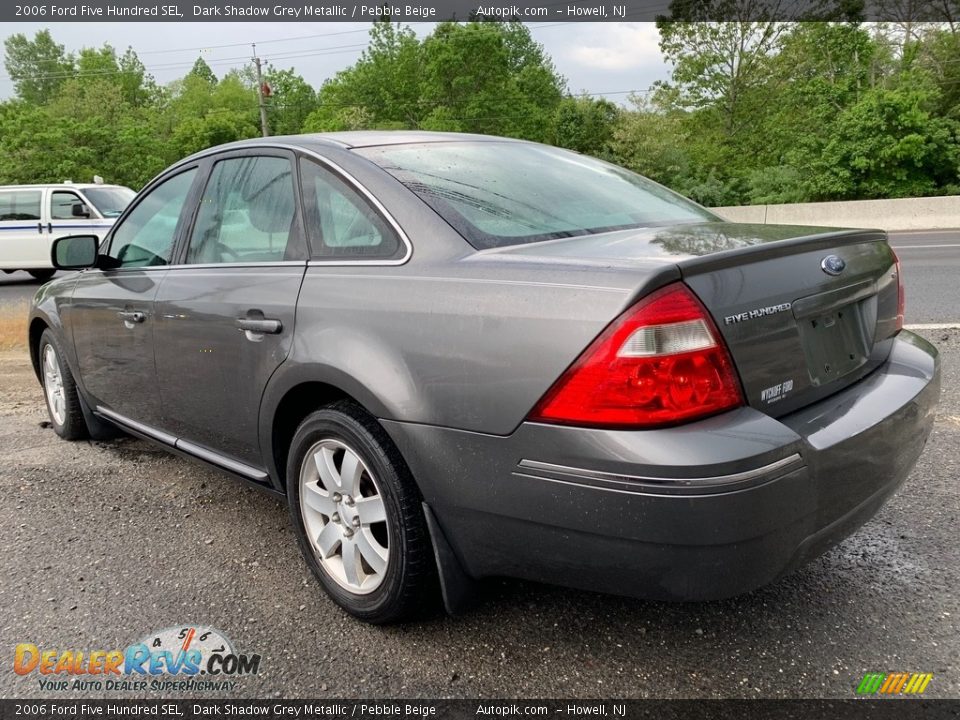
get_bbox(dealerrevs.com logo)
[14,626,261,692]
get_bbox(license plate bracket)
[798,300,871,386]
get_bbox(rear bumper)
[383,331,940,601]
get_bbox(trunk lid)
[677,224,899,417]
[480,221,900,417]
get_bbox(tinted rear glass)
[357,142,716,249]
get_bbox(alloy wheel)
[42,344,66,427]
[299,438,390,594]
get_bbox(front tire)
[29,269,55,282]
[39,329,88,440]
[286,400,436,623]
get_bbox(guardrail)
[713,195,960,231]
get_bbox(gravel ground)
[0,330,957,699]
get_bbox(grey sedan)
[29,132,939,623]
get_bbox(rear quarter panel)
[273,259,677,436]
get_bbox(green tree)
[745,22,885,202]
[117,48,156,107]
[655,21,785,135]
[914,28,960,119]
[0,77,166,188]
[419,21,564,140]
[305,20,565,141]
[163,69,259,159]
[263,67,318,135]
[3,30,75,105]
[551,95,620,157]
[611,98,686,182]
[187,56,218,85]
[305,21,421,131]
[808,79,960,199]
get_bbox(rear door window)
[186,155,304,265]
[299,158,401,259]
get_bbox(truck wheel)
[29,269,55,282]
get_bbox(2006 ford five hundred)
[30,132,940,623]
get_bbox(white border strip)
[891,244,960,249]
[905,323,960,330]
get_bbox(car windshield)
[82,186,136,218]
[357,141,717,249]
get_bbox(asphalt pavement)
[0,271,42,309]
[889,231,960,325]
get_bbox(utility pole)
[252,44,270,137]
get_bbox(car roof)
[0,183,129,190]
[296,130,524,149]
[186,131,527,158]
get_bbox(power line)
[135,26,378,55]
[0,21,582,84]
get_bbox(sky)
[0,22,671,103]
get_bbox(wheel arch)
[28,317,49,382]
[260,362,398,493]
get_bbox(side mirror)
[51,235,100,270]
[71,202,91,218]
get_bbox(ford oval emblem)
[820,255,846,276]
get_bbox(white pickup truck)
[0,180,135,281]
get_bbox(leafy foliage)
[303,20,565,141]
[1,22,958,204]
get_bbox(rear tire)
[39,329,88,440]
[286,400,437,623]
[29,269,55,282]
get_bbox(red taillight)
[529,283,744,429]
[893,249,905,331]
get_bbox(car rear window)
[356,141,716,249]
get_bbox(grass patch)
[0,301,30,350]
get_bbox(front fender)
[28,273,81,384]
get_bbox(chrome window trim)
[164,261,308,270]
[83,261,308,273]
[115,141,413,268]
[278,144,413,267]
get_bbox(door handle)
[118,310,146,324]
[37,222,43,234]
[236,318,282,335]
[47,222,53,234]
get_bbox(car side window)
[50,191,86,220]
[299,157,400,259]
[0,190,41,221]
[186,155,303,265]
[108,169,198,268]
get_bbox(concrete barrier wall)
[712,195,960,231]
